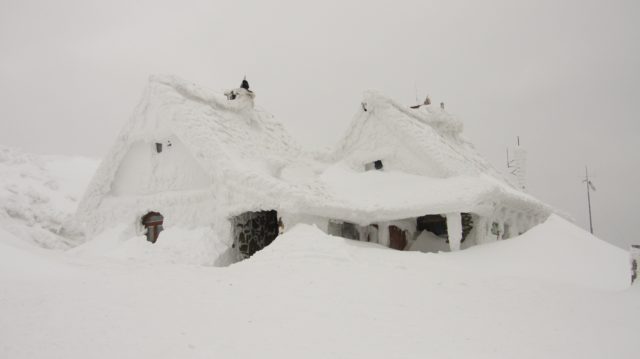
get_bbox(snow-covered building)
[74,75,552,265]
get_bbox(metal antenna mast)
[583,166,596,234]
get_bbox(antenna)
[507,136,527,191]
[414,82,419,104]
[506,148,511,168]
[583,166,596,234]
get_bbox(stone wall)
[232,210,279,259]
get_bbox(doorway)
[389,225,407,250]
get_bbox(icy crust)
[76,75,305,233]
[306,164,551,223]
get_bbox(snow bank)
[248,215,630,291]
[445,214,631,290]
[0,146,98,249]
[1,213,638,359]
[0,227,78,280]
[71,225,234,266]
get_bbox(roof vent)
[365,160,383,171]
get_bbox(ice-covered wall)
[110,136,209,195]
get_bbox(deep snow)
[1,218,638,359]
[1,148,638,358]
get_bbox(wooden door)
[389,225,407,250]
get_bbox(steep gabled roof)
[336,91,513,182]
[326,91,552,221]
[77,75,305,217]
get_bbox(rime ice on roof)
[75,75,552,264]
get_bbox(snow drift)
[0,211,637,359]
[0,146,98,249]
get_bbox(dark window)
[417,215,448,237]
[328,220,359,240]
[155,143,162,153]
[416,213,474,242]
[491,222,500,236]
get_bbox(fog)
[1,0,638,248]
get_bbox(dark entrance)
[328,220,359,240]
[416,213,474,242]
[232,210,279,259]
[389,225,408,250]
[142,212,164,243]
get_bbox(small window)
[328,220,359,240]
[142,212,164,243]
[225,90,237,100]
[365,160,384,171]
[491,222,500,236]
[155,143,163,153]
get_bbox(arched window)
[141,212,164,243]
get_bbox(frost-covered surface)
[1,215,638,358]
[0,146,98,249]
[74,76,552,258]
[313,163,549,222]
[336,91,509,179]
[70,224,234,266]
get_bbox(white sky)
[1,0,638,248]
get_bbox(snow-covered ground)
[1,148,638,358]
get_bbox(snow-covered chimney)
[224,77,255,109]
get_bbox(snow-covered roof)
[336,91,514,181]
[77,76,552,227]
[77,75,305,217]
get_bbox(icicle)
[446,213,462,251]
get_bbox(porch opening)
[328,219,359,240]
[141,211,164,243]
[232,210,279,259]
[389,225,408,250]
[416,213,474,242]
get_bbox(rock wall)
[232,210,279,259]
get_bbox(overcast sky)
[1,0,638,248]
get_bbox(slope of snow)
[0,146,99,249]
[1,214,638,359]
